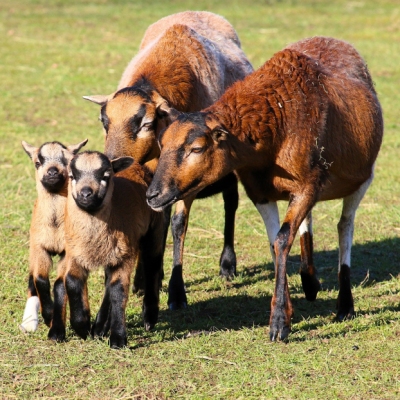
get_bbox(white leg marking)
[337,172,374,271]
[299,212,313,236]
[256,202,280,265]
[19,296,40,333]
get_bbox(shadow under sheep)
[126,237,400,346]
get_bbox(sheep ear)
[21,141,38,160]
[111,156,134,173]
[66,139,88,155]
[211,128,228,143]
[154,99,181,136]
[82,95,110,106]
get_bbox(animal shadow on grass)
[127,237,400,347]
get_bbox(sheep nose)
[146,188,160,201]
[47,167,59,177]
[80,187,93,199]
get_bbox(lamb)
[48,151,165,348]
[83,11,255,310]
[19,139,87,333]
[145,36,384,341]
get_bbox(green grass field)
[1,0,399,398]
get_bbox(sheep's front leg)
[219,180,238,278]
[266,194,315,341]
[65,258,90,340]
[337,175,372,320]
[299,212,321,301]
[168,196,195,310]
[107,263,133,349]
[48,252,68,341]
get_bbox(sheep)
[145,36,384,341]
[83,11,255,310]
[48,150,165,348]
[19,139,88,333]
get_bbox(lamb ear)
[211,127,228,143]
[82,94,111,106]
[66,139,88,155]
[21,141,38,160]
[111,156,134,173]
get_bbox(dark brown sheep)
[146,36,384,341]
[83,11,254,310]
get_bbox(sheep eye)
[35,162,41,169]
[191,147,204,154]
[141,121,153,130]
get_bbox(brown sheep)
[19,139,87,333]
[145,36,384,341]
[83,11,254,310]
[48,151,165,348]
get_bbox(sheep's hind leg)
[219,180,238,279]
[299,212,321,301]
[336,175,373,321]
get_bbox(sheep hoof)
[109,333,127,349]
[300,271,321,301]
[168,301,187,311]
[336,307,355,322]
[48,326,66,342]
[269,325,291,342]
[219,247,237,278]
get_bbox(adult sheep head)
[84,80,179,165]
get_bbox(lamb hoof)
[48,326,66,342]
[109,333,127,349]
[219,247,237,279]
[269,325,291,342]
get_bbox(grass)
[1,0,399,398]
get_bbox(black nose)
[47,167,59,177]
[146,189,160,201]
[80,187,93,199]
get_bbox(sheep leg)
[255,201,281,265]
[336,175,373,321]
[299,212,321,301]
[219,181,238,278]
[267,194,315,341]
[168,196,195,310]
[133,205,170,296]
[91,268,112,339]
[65,258,90,340]
[107,263,132,349]
[28,246,54,327]
[48,252,67,342]
[140,226,164,330]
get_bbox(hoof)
[269,325,291,342]
[48,326,66,342]
[220,247,237,279]
[336,307,355,322]
[300,271,321,301]
[109,333,127,349]
[168,301,187,311]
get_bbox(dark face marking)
[126,103,147,139]
[37,142,69,192]
[69,151,113,212]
